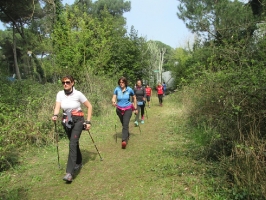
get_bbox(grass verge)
[0,93,229,200]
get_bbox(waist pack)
[137,101,144,106]
[62,110,84,128]
[71,110,84,116]
[62,111,73,129]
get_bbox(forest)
[0,0,266,199]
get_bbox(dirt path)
[1,95,212,200]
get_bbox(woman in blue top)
[112,77,138,149]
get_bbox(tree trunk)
[159,48,166,83]
[12,23,21,80]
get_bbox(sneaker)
[74,163,82,172]
[122,141,127,149]
[141,120,144,124]
[63,173,73,182]
[134,121,139,126]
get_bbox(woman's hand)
[112,101,116,107]
[52,116,58,121]
[134,109,138,115]
[85,124,91,130]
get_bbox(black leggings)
[135,104,145,121]
[116,108,132,142]
[63,116,84,174]
[158,94,163,104]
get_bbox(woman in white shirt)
[52,75,92,182]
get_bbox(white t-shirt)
[56,87,87,112]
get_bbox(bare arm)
[133,95,137,109]
[83,100,92,121]
[132,95,138,114]
[52,102,61,121]
[83,100,92,130]
[112,94,117,106]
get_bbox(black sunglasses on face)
[62,81,71,85]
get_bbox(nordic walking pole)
[54,121,61,169]
[115,124,118,143]
[138,123,142,134]
[134,112,141,134]
[88,130,103,161]
[145,106,148,120]
[114,108,118,143]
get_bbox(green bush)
[175,70,266,199]
[0,74,116,171]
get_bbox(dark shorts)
[146,96,151,102]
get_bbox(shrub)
[0,74,116,171]
[176,70,266,199]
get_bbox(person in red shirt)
[156,83,164,106]
[145,84,152,108]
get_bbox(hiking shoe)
[134,121,139,126]
[74,163,82,172]
[122,141,127,149]
[141,120,144,124]
[63,173,73,182]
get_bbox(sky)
[0,0,193,49]
[123,0,193,48]
[62,0,193,48]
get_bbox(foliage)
[151,40,173,71]
[176,0,266,199]
[0,79,58,171]
[169,47,191,87]
[92,0,131,17]
[0,73,116,171]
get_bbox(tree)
[93,0,130,17]
[0,0,46,81]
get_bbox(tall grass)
[173,72,266,199]
[0,74,116,171]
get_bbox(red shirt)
[157,86,164,95]
[146,87,152,96]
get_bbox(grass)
[0,94,229,200]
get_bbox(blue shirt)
[114,86,134,107]
[162,83,166,91]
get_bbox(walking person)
[162,81,167,96]
[112,77,137,149]
[145,84,152,108]
[134,79,146,126]
[52,75,92,182]
[156,82,164,106]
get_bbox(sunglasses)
[62,81,71,85]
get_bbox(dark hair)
[136,79,142,84]
[118,76,128,87]
[62,75,75,85]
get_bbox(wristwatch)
[85,120,91,125]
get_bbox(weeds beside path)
[0,94,224,200]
